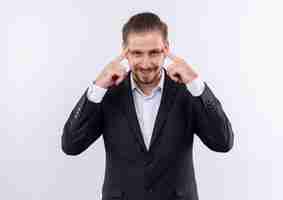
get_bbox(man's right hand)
[95,48,129,89]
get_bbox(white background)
[1,0,282,199]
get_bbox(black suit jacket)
[61,68,234,200]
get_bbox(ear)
[163,40,170,55]
[122,43,129,59]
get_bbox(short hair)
[122,12,168,46]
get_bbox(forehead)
[127,31,165,51]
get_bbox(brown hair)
[122,12,168,46]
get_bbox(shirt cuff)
[186,76,205,96]
[86,81,108,103]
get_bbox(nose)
[139,55,151,69]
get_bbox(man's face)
[124,31,169,85]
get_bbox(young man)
[62,12,234,200]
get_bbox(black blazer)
[61,68,234,200]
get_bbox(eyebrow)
[129,48,163,53]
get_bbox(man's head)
[122,12,170,86]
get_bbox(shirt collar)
[130,67,165,93]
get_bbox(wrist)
[94,79,108,89]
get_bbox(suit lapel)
[121,68,179,153]
[121,72,148,153]
[148,69,178,151]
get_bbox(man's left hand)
[165,51,199,84]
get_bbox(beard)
[133,66,162,85]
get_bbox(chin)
[141,80,154,84]
[132,68,161,83]
[143,76,159,84]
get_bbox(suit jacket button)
[148,188,153,193]
[144,157,153,166]
[143,160,150,166]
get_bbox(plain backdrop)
[1,0,282,199]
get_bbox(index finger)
[114,47,129,63]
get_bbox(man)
[61,12,234,200]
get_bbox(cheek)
[153,58,165,67]
[127,60,137,69]
[130,58,142,65]
[127,57,138,65]
[128,62,139,72]
[128,59,143,70]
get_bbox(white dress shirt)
[87,68,205,150]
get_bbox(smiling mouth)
[141,68,156,72]
[142,70,151,73]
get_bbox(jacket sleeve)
[191,82,234,152]
[61,88,105,155]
